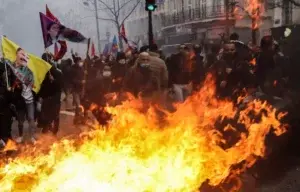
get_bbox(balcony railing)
[162,5,225,27]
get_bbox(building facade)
[125,0,166,46]
[125,0,282,50]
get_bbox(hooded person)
[148,44,169,91]
[38,52,63,135]
[123,52,160,98]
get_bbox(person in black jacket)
[0,58,14,146]
[215,42,255,101]
[38,53,63,135]
[70,56,85,125]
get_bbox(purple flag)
[39,12,88,48]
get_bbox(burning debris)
[0,75,287,191]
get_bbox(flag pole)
[81,38,91,97]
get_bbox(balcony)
[162,5,226,28]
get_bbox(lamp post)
[83,0,101,53]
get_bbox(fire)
[249,58,256,66]
[0,74,286,191]
[245,0,264,29]
[233,0,264,30]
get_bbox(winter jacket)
[148,52,169,89]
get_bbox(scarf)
[5,59,34,89]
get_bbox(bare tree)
[82,0,141,49]
[61,9,88,31]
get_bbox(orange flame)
[0,74,287,191]
[246,0,264,29]
[249,58,256,66]
[2,140,17,152]
[233,0,264,30]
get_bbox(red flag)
[54,42,59,55]
[120,24,126,37]
[45,5,67,60]
[91,42,95,57]
[53,40,67,61]
[46,4,60,23]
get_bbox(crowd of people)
[0,32,295,147]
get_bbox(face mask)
[140,63,150,68]
[118,59,126,65]
[103,71,111,77]
[223,53,235,60]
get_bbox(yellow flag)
[1,36,52,93]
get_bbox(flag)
[120,24,128,44]
[1,36,52,93]
[40,12,88,48]
[53,40,67,61]
[45,5,67,60]
[46,4,60,23]
[102,43,109,56]
[91,42,95,57]
[111,35,118,53]
[54,42,59,56]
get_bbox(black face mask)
[223,53,235,61]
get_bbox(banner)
[39,12,88,48]
[1,36,52,93]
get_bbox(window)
[188,5,192,19]
[195,0,201,8]
[212,0,222,13]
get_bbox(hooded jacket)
[148,51,168,89]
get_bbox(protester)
[123,52,158,97]
[70,56,85,125]
[10,48,37,143]
[215,42,255,101]
[0,58,14,146]
[167,44,193,102]
[111,52,128,92]
[38,52,62,135]
[148,44,169,90]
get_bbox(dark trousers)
[16,108,26,137]
[0,109,13,142]
[39,93,61,135]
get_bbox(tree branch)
[97,16,116,22]
[117,0,136,13]
[97,0,115,15]
[120,0,141,27]
[79,0,110,12]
